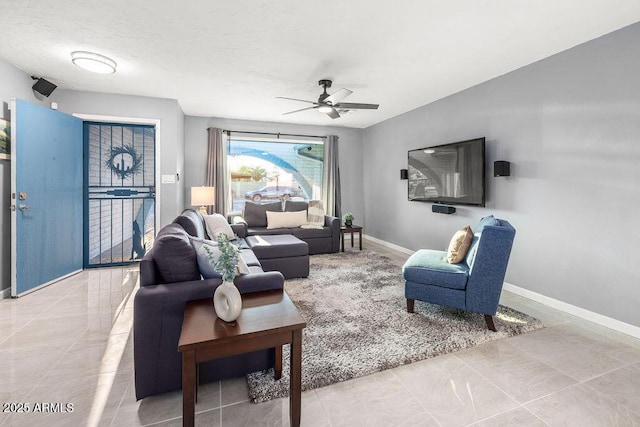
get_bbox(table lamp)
[191,186,215,215]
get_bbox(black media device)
[32,77,57,97]
[494,161,510,177]
[432,204,456,214]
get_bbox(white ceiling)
[2,1,640,129]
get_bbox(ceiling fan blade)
[276,96,316,104]
[333,102,379,110]
[326,108,340,119]
[283,106,319,115]
[324,88,353,105]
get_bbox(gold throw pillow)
[447,226,473,264]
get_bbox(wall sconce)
[494,161,511,177]
[400,169,408,180]
[191,186,215,215]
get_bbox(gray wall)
[52,89,186,228]
[363,23,640,328]
[0,59,51,293]
[184,116,364,221]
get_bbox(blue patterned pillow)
[475,215,499,233]
[189,236,223,279]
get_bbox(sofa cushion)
[246,235,309,259]
[291,226,332,239]
[284,200,308,212]
[239,249,261,267]
[403,249,469,290]
[203,213,234,241]
[173,209,207,238]
[266,210,308,229]
[447,226,473,264]
[247,227,293,236]
[153,230,201,283]
[243,201,282,227]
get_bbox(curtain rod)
[221,129,327,139]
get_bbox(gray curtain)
[205,128,229,215]
[322,135,341,219]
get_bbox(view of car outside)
[228,139,324,212]
[244,185,307,203]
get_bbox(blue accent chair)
[403,216,516,331]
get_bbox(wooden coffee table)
[178,290,306,427]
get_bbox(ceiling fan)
[277,79,379,119]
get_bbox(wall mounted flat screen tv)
[408,137,485,207]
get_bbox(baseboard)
[503,282,640,340]
[362,233,415,255]
[360,234,640,340]
[1,287,10,299]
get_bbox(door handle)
[18,204,30,212]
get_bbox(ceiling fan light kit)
[277,79,379,119]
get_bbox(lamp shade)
[191,186,215,206]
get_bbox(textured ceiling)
[2,1,640,128]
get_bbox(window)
[227,138,324,212]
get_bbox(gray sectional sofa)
[232,200,340,254]
[134,202,339,399]
[133,209,285,400]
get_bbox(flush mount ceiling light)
[71,51,117,74]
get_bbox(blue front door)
[10,99,83,296]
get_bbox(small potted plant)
[205,233,242,322]
[343,212,354,227]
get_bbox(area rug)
[247,249,544,403]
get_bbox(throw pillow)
[301,200,325,229]
[237,255,251,275]
[203,213,234,241]
[153,232,201,283]
[266,210,308,229]
[190,236,223,279]
[447,225,474,264]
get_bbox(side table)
[178,290,306,427]
[340,225,363,252]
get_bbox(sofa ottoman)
[246,234,309,279]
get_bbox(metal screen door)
[84,122,155,267]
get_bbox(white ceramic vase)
[213,281,242,322]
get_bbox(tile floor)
[1,240,640,426]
